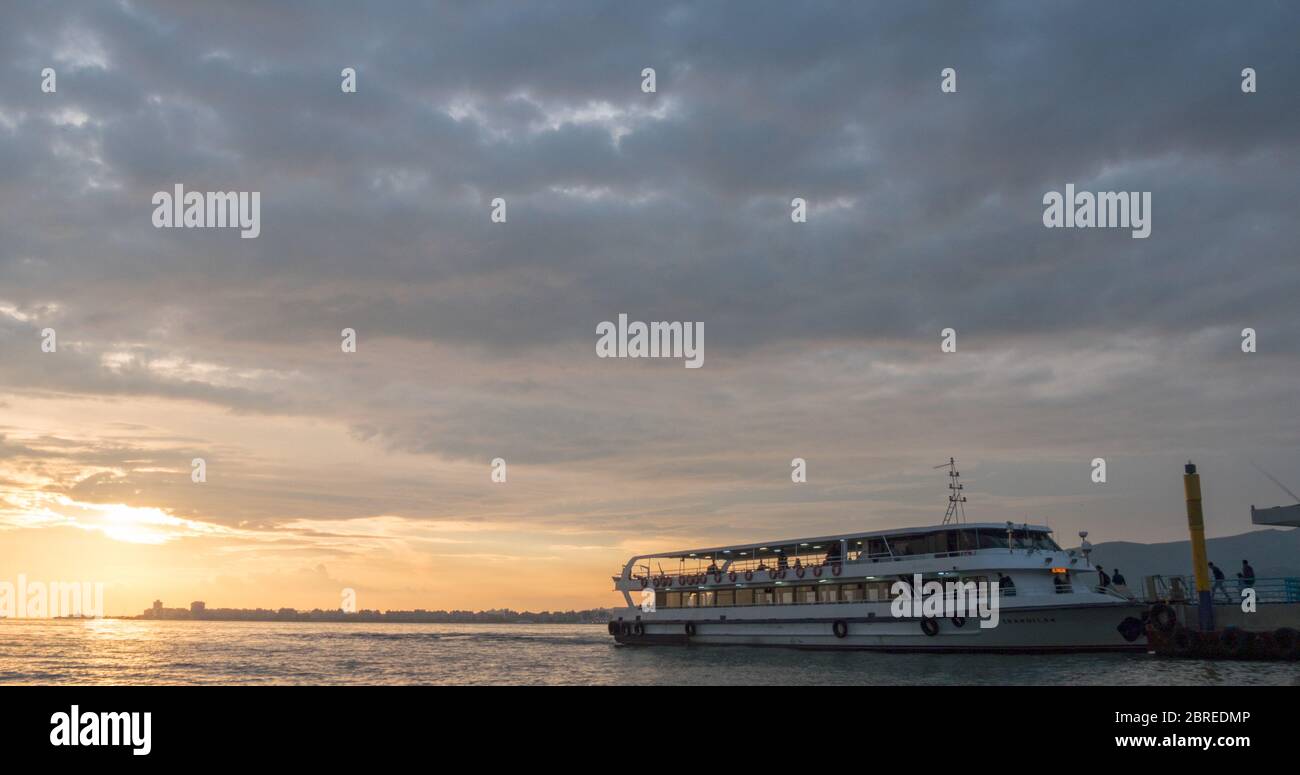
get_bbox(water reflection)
[1,619,1297,686]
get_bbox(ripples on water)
[2,619,1298,685]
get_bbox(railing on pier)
[1143,575,1300,604]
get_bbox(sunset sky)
[2,2,1298,615]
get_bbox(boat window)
[866,537,890,557]
[839,583,864,602]
[716,589,735,607]
[887,534,926,556]
[956,529,979,551]
[926,532,954,554]
[1033,532,1062,551]
[817,584,839,603]
[655,589,667,610]
[735,588,754,606]
[683,592,698,608]
[666,592,681,609]
[865,581,893,601]
[776,587,795,605]
[699,591,715,607]
[976,529,1009,549]
[754,587,774,606]
[798,586,817,604]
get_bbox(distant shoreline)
[128,606,616,625]
[4,617,609,624]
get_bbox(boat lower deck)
[609,601,1148,652]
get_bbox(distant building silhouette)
[135,601,615,624]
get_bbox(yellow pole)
[1183,462,1215,631]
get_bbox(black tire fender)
[1149,603,1177,633]
[1116,616,1144,643]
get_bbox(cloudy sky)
[2,1,1298,615]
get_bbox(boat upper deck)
[615,522,1073,591]
[633,522,1056,565]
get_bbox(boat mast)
[937,457,967,525]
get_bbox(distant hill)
[1073,528,1300,581]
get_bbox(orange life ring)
[640,577,648,589]
[796,566,806,578]
[813,566,823,578]
[728,571,737,582]
[744,570,753,581]
[677,575,686,586]
[832,563,842,576]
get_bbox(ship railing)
[849,549,978,564]
[624,556,844,580]
[622,547,1051,581]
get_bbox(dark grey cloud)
[1,1,1298,543]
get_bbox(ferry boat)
[608,461,1147,652]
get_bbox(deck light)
[1051,567,1067,574]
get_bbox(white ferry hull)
[611,601,1148,652]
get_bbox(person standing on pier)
[1209,561,1230,602]
[1241,560,1256,589]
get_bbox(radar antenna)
[936,457,967,525]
